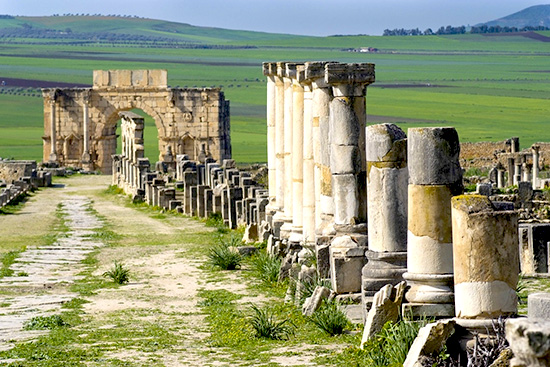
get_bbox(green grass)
[1,19,550,162]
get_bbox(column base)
[289,226,303,245]
[402,303,455,318]
[330,234,368,294]
[403,272,454,304]
[362,250,407,297]
[271,210,286,239]
[49,153,58,162]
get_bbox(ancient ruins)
[42,69,231,174]
[1,61,548,365]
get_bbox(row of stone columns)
[263,61,375,294]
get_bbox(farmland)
[0,16,549,164]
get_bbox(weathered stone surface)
[506,318,550,367]
[360,281,406,347]
[242,223,259,244]
[529,293,550,320]
[403,319,456,367]
[452,195,519,319]
[408,127,462,188]
[302,286,331,317]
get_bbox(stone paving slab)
[0,196,104,348]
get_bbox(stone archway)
[42,69,231,174]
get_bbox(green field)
[1,16,549,164]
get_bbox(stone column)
[327,63,374,294]
[48,93,57,162]
[262,62,277,213]
[289,66,305,245]
[522,161,531,182]
[271,63,287,238]
[301,69,315,247]
[497,165,505,189]
[514,162,522,186]
[507,157,515,187]
[452,195,519,319]
[362,124,408,301]
[279,62,295,240]
[81,91,91,168]
[403,127,463,317]
[532,145,540,189]
[307,61,335,278]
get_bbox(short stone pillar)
[497,165,505,189]
[532,145,540,190]
[327,62,374,294]
[514,162,522,186]
[451,195,519,319]
[403,127,463,317]
[362,124,408,302]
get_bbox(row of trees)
[383,25,550,36]
[51,14,144,18]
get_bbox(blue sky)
[0,0,546,36]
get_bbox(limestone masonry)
[42,69,231,174]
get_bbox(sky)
[0,0,547,36]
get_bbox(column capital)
[325,63,375,86]
[276,62,287,78]
[82,90,91,104]
[285,62,303,79]
[262,62,278,76]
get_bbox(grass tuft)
[102,260,130,284]
[250,250,281,284]
[249,304,294,340]
[309,300,349,336]
[207,236,243,270]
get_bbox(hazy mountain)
[480,4,550,28]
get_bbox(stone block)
[330,242,366,294]
[506,318,550,367]
[519,181,533,203]
[403,319,456,367]
[302,286,331,317]
[477,183,492,196]
[361,281,406,347]
[529,293,550,320]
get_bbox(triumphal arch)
[42,69,231,173]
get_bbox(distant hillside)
[481,4,550,28]
[0,15,297,45]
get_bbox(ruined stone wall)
[459,140,512,170]
[43,69,231,174]
[0,160,37,183]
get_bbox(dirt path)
[0,175,241,365]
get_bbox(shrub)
[207,236,242,270]
[24,315,69,330]
[249,304,294,340]
[102,260,130,284]
[309,300,349,336]
[251,251,281,284]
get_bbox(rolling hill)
[0,14,298,44]
[481,4,550,28]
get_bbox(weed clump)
[102,260,130,284]
[250,251,281,284]
[207,236,242,270]
[24,314,69,330]
[309,300,349,336]
[249,304,294,340]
